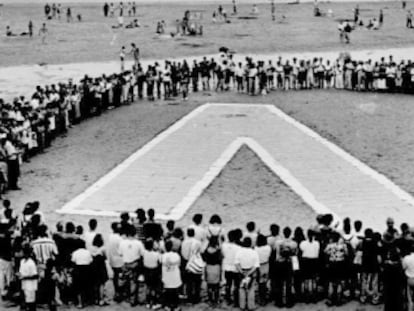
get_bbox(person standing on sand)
[66,7,73,23]
[120,46,126,72]
[130,43,140,68]
[44,3,51,19]
[28,21,33,37]
[103,2,109,17]
[39,23,48,44]
[379,9,384,26]
[407,10,412,28]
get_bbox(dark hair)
[111,222,119,233]
[354,220,363,231]
[145,238,154,251]
[234,228,243,243]
[209,214,222,225]
[135,208,146,222]
[147,208,155,219]
[66,222,75,234]
[3,199,10,208]
[127,224,136,237]
[283,227,292,238]
[120,212,130,222]
[227,230,236,242]
[364,228,373,238]
[166,220,175,231]
[243,237,252,248]
[246,221,255,232]
[257,234,267,247]
[270,224,280,236]
[193,213,203,225]
[293,227,305,243]
[76,225,83,235]
[187,228,195,237]
[173,228,183,239]
[88,219,98,230]
[93,234,104,248]
[165,240,173,252]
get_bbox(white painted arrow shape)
[57,103,414,230]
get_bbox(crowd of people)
[1,51,414,197]
[1,203,414,311]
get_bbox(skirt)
[205,264,221,285]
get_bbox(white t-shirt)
[72,248,93,265]
[19,258,38,291]
[235,247,260,270]
[83,231,97,251]
[188,224,207,243]
[403,253,414,278]
[118,238,144,264]
[181,237,201,261]
[299,240,320,259]
[222,242,241,272]
[161,252,182,289]
[255,245,272,264]
[143,250,161,269]
[107,233,123,268]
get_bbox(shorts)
[24,290,36,303]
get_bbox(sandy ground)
[3,89,413,234]
[1,1,413,68]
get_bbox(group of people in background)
[1,202,414,311]
[1,51,414,198]
[103,2,137,18]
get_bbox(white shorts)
[24,290,36,303]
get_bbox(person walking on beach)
[28,20,33,37]
[39,23,48,44]
[407,10,412,28]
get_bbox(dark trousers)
[7,159,20,189]
[112,267,122,301]
[273,261,294,307]
[207,284,220,304]
[225,271,240,306]
[186,273,202,304]
[163,288,179,309]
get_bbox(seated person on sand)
[367,18,379,30]
[6,26,17,37]
[126,19,140,28]
[188,22,197,35]
[112,15,124,28]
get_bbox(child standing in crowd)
[19,246,38,311]
[143,238,162,309]
[161,240,181,311]
[203,236,222,307]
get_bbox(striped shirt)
[31,237,58,265]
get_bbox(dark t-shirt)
[284,65,293,75]
[0,232,12,261]
[361,238,380,272]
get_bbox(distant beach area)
[0,0,400,4]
